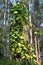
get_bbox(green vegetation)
[0,59,38,65]
[9,2,37,65]
[0,0,43,65]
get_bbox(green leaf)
[14,11,18,14]
[34,31,38,35]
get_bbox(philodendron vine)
[9,2,36,64]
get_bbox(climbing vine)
[9,3,37,65]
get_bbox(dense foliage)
[9,2,37,65]
[0,0,43,65]
[0,59,38,65]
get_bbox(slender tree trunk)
[13,0,17,3]
[7,0,12,59]
[34,36,41,65]
[37,38,41,65]
[3,0,11,59]
[29,1,33,44]
[34,36,39,63]
[3,0,6,57]
[29,15,32,44]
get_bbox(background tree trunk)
[34,36,41,65]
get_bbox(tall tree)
[34,0,41,65]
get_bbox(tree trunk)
[28,0,33,44]
[34,36,41,65]
[37,38,41,65]
[29,15,32,44]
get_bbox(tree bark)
[34,36,41,65]
[29,15,32,44]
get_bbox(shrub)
[0,59,38,65]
